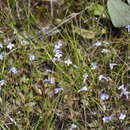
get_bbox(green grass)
[0,0,130,129]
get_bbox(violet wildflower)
[53,29,60,34]
[119,113,126,120]
[45,69,52,73]
[118,84,129,99]
[102,115,113,123]
[123,91,129,99]
[56,112,60,116]
[91,63,97,70]
[53,41,62,53]
[78,86,88,93]
[0,54,4,60]
[118,84,125,91]
[53,40,64,61]
[28,54,35,61]
[44,78,55,84]
[98,75,107,81]
[83,20,87,23]
[50,91,53,97]
[52,57,59,62]
[53,49,62,61]
[54,88,63,94]
[7,43,14,50]
[0,43,3,48]
[101,49,109,53]
[109,63,117,70]
[53,45,61,53]
[0,79,5,86]
[0,52,6,60]
[64,58,72,66]
[83,74,89,83]
[54,41,62,50]
[100,93,109,100]
[91,111,97,115]
[54,50,63,59]
[73,65,78,69]
[50,88,63,96]
[9,67,20,74]
[94,41,102,46]
[54,49,62,54]
[69,124,77,130]
[126,25,130,33]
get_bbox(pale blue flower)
[54,50,62,59]
[53,57,60,62]
[45,69,52,73]
[94,41,102,46]
[91,63,97,70]
[50,91,53,97]
[101,49,109,53]
[53,40,64,61]
[73,65,78,69]
[69,124,77,130]
[44,78,54,84]
[119,113,126,120]
[0,54,4,60]
[102,115,113,123]
[109,63,117,69]
[54,88,63,94]
[118,84,129,99]
[9,67,20,74]
[78,86,88,93]
[0,52,6,60]
[118,84,125,91]
[126,25,130,33]
[0,79,5,86]
[83,74,89,83]
[91,111,97,115]
[100,93,109,100]
[64,58,72,66]
[56,112,60,116]
[123,91,129,99]
[54,41,62,52]
[98,75,107,81]
[7,43,14,50]
[53,29,60,34]
[28,54,35,61]
[0,43,3,48]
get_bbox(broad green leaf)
[87,3,106,17]
[107,0,130,27]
